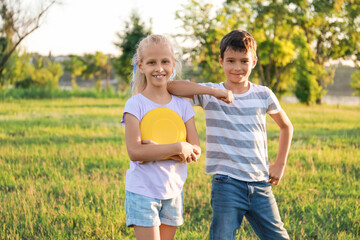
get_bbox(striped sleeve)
[191,82,217,107]
[266,88,282,114]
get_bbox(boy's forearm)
[167,80,216,97]
[274,124,293,166]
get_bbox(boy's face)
[219,49,257,85]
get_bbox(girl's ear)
[138,62,144,74]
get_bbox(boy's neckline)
[222,81,252,95]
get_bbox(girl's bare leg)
[134,226,160,240]
[159,224,177,240]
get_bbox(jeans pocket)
[213,174,229,183]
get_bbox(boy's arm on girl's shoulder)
[167,80,234,104]
[268,110,293,185]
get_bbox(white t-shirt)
[122,94,195,199]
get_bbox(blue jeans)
[209,174,289,240]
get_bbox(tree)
[93,51,109,90]
[15,54,63,89]
[45,59,63,89]
[79,52,110,90]
[0,37,18,87]
[178,0,360,104]
[63,55,86,89]
[294,45,321,105]
[112,10,151,85]
[350,69,360,96]
[0,0,57,86]
[177,0,297,94]
[176,0,246,83]
[289,0,360,103]
[81,53,96,86]
[246,1,298,94]
[30,57,62,89]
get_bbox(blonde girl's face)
[138,43,175,88]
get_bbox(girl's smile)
[139,43,175,88]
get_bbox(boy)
[167,29,293,239]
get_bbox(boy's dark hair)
[220,29,257,60]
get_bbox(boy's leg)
[209,174,248,240]
[245,182,289,240]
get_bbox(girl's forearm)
[127,142,182,162]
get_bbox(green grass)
[0,99,359,239]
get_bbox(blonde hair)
[131,35,182,94]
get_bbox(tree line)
[0,0,359,104]
[174,0,360,104]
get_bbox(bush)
[0,87,130,100]
[14,77,34,89]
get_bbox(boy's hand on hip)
[268,163,286,185]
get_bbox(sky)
[21,0,223,56]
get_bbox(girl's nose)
[156,63,164,72]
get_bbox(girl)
[121,35,201,240]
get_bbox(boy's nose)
[234,63,242,70]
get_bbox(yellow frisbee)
[140,108,186,144]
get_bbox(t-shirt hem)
[125,187,184,200]
[205,171,268,183]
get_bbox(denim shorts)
[209,174,289,240]
[125,191,184,227]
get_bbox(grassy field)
[0,98,359,239]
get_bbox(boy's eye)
[162,60,169,64]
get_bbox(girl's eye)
[162,60,169,64]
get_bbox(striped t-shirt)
[192,82,282,182]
